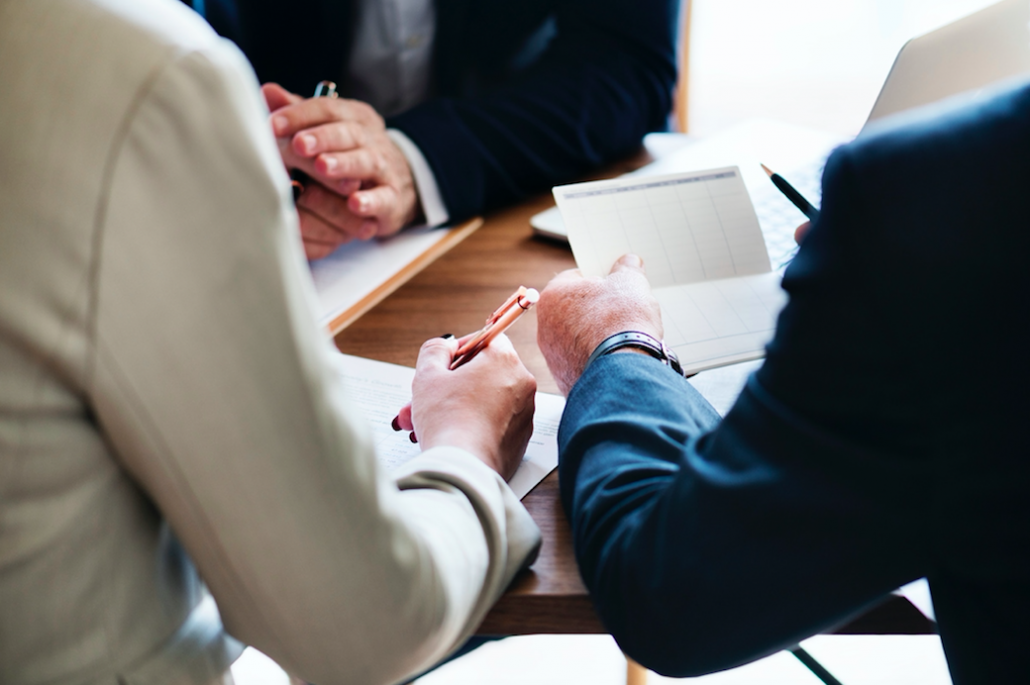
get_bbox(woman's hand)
[403,334,537,481]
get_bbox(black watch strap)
[585,330,685,376]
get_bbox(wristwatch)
[584,330,685,376]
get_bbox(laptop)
[865,0,1030,126]
[531,0,1030,242]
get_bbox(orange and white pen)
[450,286,540,369]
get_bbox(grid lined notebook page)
[554,167,771,285]
[554,167,787,374]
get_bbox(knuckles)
[348,100,378,122]
[419,337,447,354]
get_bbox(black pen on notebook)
[761,163,820,222]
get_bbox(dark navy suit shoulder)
[559,84,1030,683]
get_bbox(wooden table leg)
[626,656,648,685]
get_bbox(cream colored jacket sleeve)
[88,40,539,685]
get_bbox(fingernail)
[391,416,401,431]
[322,157,337,172]
[300,134,317,154]
[357,196,369,212]
[272,116,288,136]
[440,333,453,339]
[409,432,418,444]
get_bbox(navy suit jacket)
[558,82,1030,683]
[193,0,678,222]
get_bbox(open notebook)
[553,166,786,375]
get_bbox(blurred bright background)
[688,0,1001,136]
[234,1,1010,683]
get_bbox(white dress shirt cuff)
[388,128,450,227]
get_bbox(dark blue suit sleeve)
[561,86,1030,678]
[558,147,937,677]
[561,357,929,677]
[388,0,678,221]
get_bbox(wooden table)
[334,152,935,638]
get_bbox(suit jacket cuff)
[387,128,450,227]
[393,446,542,592]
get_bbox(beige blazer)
[0,1,540,684]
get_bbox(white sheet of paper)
[556,167,770,284]
[332,353,562,499]
[310,224,449,329]
[687,359,763,417]
[554,167,788,374]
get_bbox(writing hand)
[264,83,419,248]
[405,334,536,481]
[536,254,663,396]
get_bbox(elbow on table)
[350,564,460,685]
[238,551,463,685]
[609,610,762,679]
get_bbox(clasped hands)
[263,83,420,260]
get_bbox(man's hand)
[795,221,811,244]
[537,254,664,396]
[263,83,420,258]
[405,334,537,481]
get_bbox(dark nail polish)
[440,333,454,339]
[391,416,401,431]
[409,432,418,443]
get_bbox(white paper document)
[554,167,788,374]
[687,359,763,417]
[310,225,452,330]
[332,353,563,499]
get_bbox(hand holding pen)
[391,287,540,472]
[761,164,820,222]
[265,79,420,256]
[761,163,822,250]
[450,286,540,369]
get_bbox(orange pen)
[450,286,540,369]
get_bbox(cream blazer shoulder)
[0,1,540,684]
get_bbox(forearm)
[559,355,921,676]
[559,354,720,608]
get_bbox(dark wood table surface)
[333,151,935,637]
